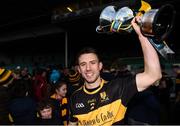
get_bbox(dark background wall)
[0,0,179,67]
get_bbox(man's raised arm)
[131,16,162,92]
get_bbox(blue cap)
[50,69,61,84]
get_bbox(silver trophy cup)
[96,1,176,60]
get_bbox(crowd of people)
[0,64,84,125]
[0,59,179,125]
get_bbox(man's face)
[78,53,102,84]
[40,107,52,119]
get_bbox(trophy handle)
[136,0,151,16]
[147,38,175,60]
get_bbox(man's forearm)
[137,34,162,91]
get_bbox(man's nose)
[86,64,91,70]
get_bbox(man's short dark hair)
[75,47,101,65]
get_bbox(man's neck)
[85,77,101,89]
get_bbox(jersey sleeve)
[116,74,138,106]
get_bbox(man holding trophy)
[67,0,171,125]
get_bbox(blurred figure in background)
[20,67,32,80]
[0,68,14,124]
[9,79,36,125]
[49,66,61,85]
[158,64,173,124]
[36,99,63,125]
[67,67,83,97]
[114,63,132,78]
[32,68,50,102]
[172,65,180,124]
[50,80,70,125]
[100,61,114,81]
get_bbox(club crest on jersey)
[100,91,109,102]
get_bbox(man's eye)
[91,61,97,64]
[80,63,86,66]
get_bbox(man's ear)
[77,66,81,74]
[99,62,103,70]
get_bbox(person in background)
[114,63,132,78]
[8,79,37,125]
[20,67,32,80]
[50,80,70,125]
[36,99,63,125]
[0,68,14,124]
[158,64,174,124]
[67,68,83,97]
[49,66,61,85]
[172,65,180,124]
[32,68,49,102]
[100,61,114,81]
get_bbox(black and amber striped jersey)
[0,68,14,86]
[70,74,138,125]
[50,94,69,125]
